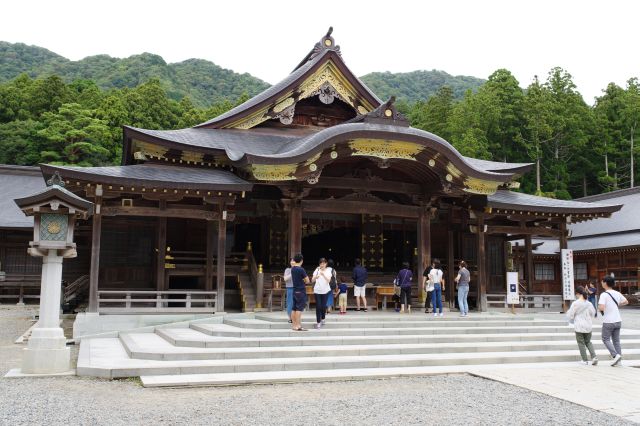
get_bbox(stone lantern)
[10,172,92,375]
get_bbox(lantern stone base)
[21,327,71,374]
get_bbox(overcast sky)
[2,0,638,103]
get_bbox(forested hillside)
[0,42,638,200]
[361,70,485,102]
[0,42,270,107]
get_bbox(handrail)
[246,245,264,308]
[64,274,89,303]
[97,290,217,313]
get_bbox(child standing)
[337,280,348,314]
[567,286,598,366]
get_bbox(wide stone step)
[157,327,627,348]
[77,338,640,378]
[224,317,568,329]
[140,359,640,387]
[254,313,539,322]
[191,322,580,338]
[121,332,640,361]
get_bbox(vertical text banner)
[506,271,519,304]
[561,249,575,300]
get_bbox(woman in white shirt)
[311,258,332,329]
[566,286,598,366]
[429,259,445,317]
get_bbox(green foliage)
[0,42,270,108]
[360,70,485,103]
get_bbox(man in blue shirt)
[352,258,368,312]
[290,253,310,331]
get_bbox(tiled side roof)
[40,164,253,192]
[487,190,622,214]
[0,165,46,228]
[570,189,640,237]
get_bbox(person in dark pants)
[422,260,434,313]
[311,258,332,329]
[290,253,310,331]
[587,281,598,318]
[397,262,413,313]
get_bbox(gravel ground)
[0,305,635,426]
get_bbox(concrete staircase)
[76,313,640,387]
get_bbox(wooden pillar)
[524,234,534,294]
[216,205,227,312]
[156,216,167,292]
[205,220,214,292]
[288,199,302,258]
[417,207,431,283]
[476,213,487,312]
[87,193,102,313]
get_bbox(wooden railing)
[63,274,89,304]
[0,274,41,305]
[97,290,217,314]
[487,293,563,312]
[247,247,264,308]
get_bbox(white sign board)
[561,249,575,301]
[506,271,519,304]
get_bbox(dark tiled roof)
[569,232,640,251]
[125,126,298,159]
[570,187,640,237]
[0,165,46,228]
[487,190,622,214]
[40,164,253,192]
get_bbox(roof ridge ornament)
[46,171,66,188]
[351,96,409,127]
[308,27,341,62]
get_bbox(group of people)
[283,255,370,331]
[567,275,628,366]
[282,254,472,330]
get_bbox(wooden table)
[266,287,286,312]
[375,286,396,310]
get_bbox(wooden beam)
[476,213,487,312]
[309,177,423,196]
[216,204,227,312]
[417,206,431,295]
[485,225,562,237]
[288,199,302,258]
[300,200,420,218]
[87,196,102,313]
[205,220,214,292]
[447,226,455,309]
[102,206,219,220]
[524,235,534,294]
[156,209,167,292]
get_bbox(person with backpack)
[326,259,337,313]
[429,259,445,317]
[396,262,413,313]
[566,286,598,366]
[598,275,629,366]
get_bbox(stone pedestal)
[21,250,70,374]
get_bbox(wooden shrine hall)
[22,28,623,313]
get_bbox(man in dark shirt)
[422,260,433,313]
[290,253,310,331]
[352,258,368,311]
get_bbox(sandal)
[293,327,308,331]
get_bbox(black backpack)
[330,269,337,290]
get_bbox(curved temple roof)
[40,163,252,192]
